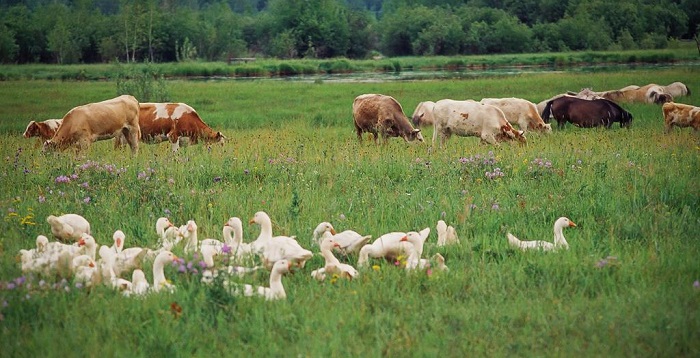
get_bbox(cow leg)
[122,127,139,154]
[480,134,498,146]
[557,119,565,130]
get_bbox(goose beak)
[400,235,408,242]
[78,238,86,246]
[248,218,255,224]
[333,242,341,248]
[330,228,337,235]
[89,262,95,268]
[172,255,179,262]
[569,221,577,227]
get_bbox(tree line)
[0,0,696,64]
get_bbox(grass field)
[0,65,699,356]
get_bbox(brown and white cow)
[432,99,526,147]
[480,98,551,133]
[662,102,700,133]
[115,102,225,151]
[352,94,424,144]
[23,119,62,141]
[43,95,140,154]
[597,84,673,105]
[411,101,436,127]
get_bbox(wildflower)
[426,268,433,277]
[213,176,221,183]
[372,265,380,271]
[83,197,91,204]
[168,178,175,185]
[694,280,699,289]
[339,213,346,221]
[38,195,45,203]
[164,208,171,215]
[70,173,79,180]
[14,277,25,286]
[178,265,186,273]
[2,300,7,307]
[170,302,183,319]
[6,282,16,290]
[221,244,232,254]
[75,282,83,289]
[244,169,250,175]
[80,182,89,189]
[137,171,148,180]
[38,280,46,288]
[491,203,500,210]
[198,261,207,269]
[55,175,71,183]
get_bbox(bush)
[112,62,170,102]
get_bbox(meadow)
[0,65,699,356]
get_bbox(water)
[193,61,700,83]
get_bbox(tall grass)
[0,67,698,356]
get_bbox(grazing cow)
[136,102,224,151]
[23,119,62,141]
[43,95,140,154]
[541,96,633,129]
[352,94,424,144]
[432,99,526,147]
[411,101,436,127]
[663,82,691,98]
[662,102,700,133]
[480,97,551,133]
[598,84,673,105]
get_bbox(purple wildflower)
[14,277,25,286]
[6,282,15,290]
[221,244,232,254]
[694,280,700,289]
[38,195,46,203]
[178,265,187,273]
[80,182,89,188]
[137,171,148,180]
[198,261,207,269]
[70,173,79,180]
[75,282,83,289]
[83,197,91,204]
[55,175,70,183]
[491,203,500,210]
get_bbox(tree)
[0,24,18,63]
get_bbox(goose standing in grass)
[109,232,148,278]
[436,220,459,246]
[110,230,125,254]
[311,232,359,281]
[506,217,577,251]
[249,211,313,269]
[152,250,178,293]
[312,222,372,255]
[400,230,430,270]
[224,217,254,261]
[228,259,292,301]
[182,220,200,254]
[46,213,91,242]
[156,217,182,250]
[357,228,430,267]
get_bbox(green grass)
[0,66,699,356]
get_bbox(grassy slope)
[0,67,698,356]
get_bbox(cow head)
[404,128,424,143]
[23,121,38,138]
[648,89,673,104]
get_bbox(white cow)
[432,99,526,147]
[480,97,551,133]
[411,101,436,127]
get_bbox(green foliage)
[112,62,170,102]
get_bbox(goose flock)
[16,210,577,301]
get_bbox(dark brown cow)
[43,95,140,154]
[542,96,633,129]
[352,94,424,144]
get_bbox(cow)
[411,101,436,127]
[352,94,424,144]
[23,119,62,141]
[663,82,691,98]
[140,102,224,151]
[541,96,633,129]
[432,99,526,147]
[43,95,140,154]
[662,102,700,133]
[479,97,551,133]
[596,84,673,105]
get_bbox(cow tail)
[542,100,553,124]
[686,85,691,96]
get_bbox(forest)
[0,0,697,64]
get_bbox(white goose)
[152,250,178,293]
[249,211,313,269]
[312,222,372,255]
[46,213,91,242]
[311,232,359,281]
[399,230,430,270]
[182,220,200,254]
[108,231,148,278]
[225,217,254,261]
[72,255,99,286]
[156,217,182,250]
[436,220,460,246]
[228,259,292,301]
[118,269,151,297]
[357,227,430,267]
[506,217,577,251]
[110,230,125,254]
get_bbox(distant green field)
[0,66,698,356]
